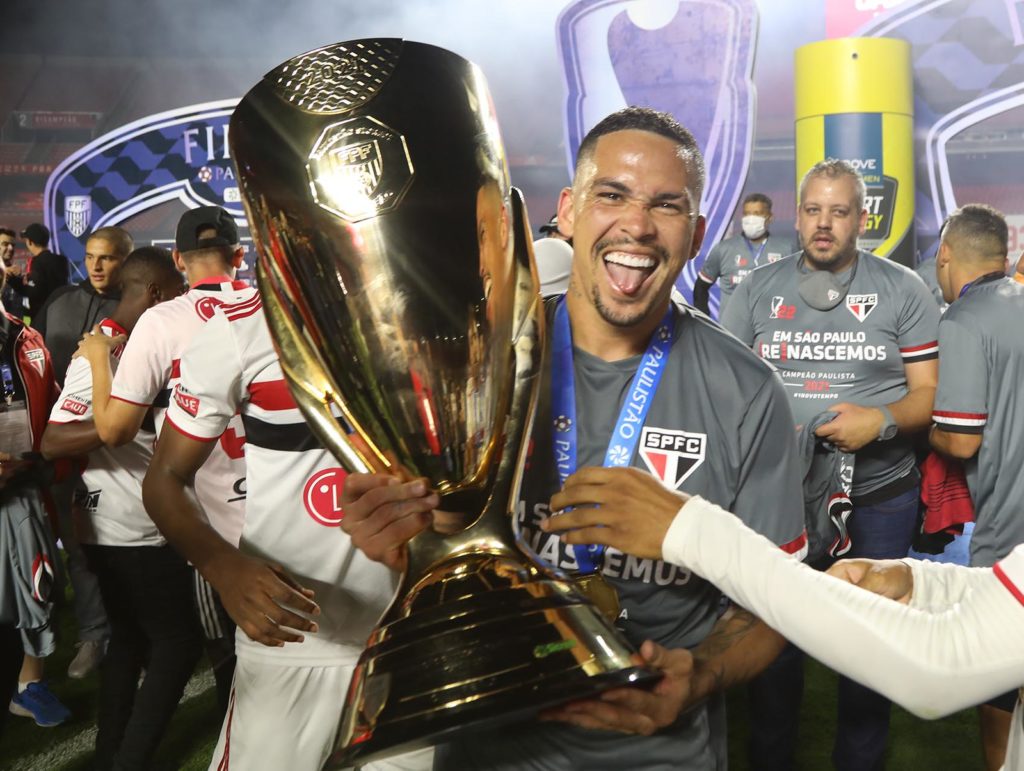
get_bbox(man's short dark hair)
[0,228,15,239]
[574,107,705,206]
[119,246,182,292]
[941,203,1008,263]
[743,193,773,211]
[87,226,134,257]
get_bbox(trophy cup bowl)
[230,39,658,768]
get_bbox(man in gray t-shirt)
[342,108,805,770]
[435,296,805,771]
[929,203,1024,768]
[724,248,938,499]
[694,192,798,319]
[722,159,939,771]
[930,205,1023,568]
[914,255,948,311]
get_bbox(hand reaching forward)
[542,466,690,560]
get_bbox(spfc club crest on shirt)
[25,348,46,376]
[638,427,707,490]
[846,293,878,323]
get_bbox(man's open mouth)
[603,251,656,296]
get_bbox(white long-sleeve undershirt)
[663,497,1024,720]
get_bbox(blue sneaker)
[9,681,72,727]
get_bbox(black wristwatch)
[877,405,898,441]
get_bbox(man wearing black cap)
[77,206,251,715]
[7,224,69,321]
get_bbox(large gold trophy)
[230,39,656,767]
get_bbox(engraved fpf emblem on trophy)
[307,116,413,221]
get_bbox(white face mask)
[741,215,767,240]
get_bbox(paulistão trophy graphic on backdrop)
[230,39,657,767]
[557,0,758,306]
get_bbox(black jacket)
[7,250,70,320]
[34,281,120,386]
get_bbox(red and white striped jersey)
[49,318,161,547]
[165,289,396,666]
[110,276,248,546]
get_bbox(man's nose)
[618,199,657,239]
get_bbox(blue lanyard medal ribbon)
[550,297,674,575]
[958,271,1006,299]
[746,237,767,267]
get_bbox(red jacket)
[0,313,62,630]
[4,311,59,450]
[2,312,70,535]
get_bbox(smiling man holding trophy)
[146,38,661,771]
[329,48,807,771]
[148,35,806,770]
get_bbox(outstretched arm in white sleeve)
[544,466,1024,719]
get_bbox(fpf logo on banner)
[43,100,244,272]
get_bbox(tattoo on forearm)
[695,607,760,660]
[689,607,765,696]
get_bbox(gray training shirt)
[722,251,940,496]
[932,275,1024,567]
[699,231,799,315]
[434,298,806,771]
[914,256,947,311]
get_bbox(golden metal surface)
[575,573,622,624]
[231,39,656,768]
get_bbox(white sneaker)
[67,639,107,679]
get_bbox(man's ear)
[556,187,575,239]
[936,240,951,268]
[688,215,707,262]
[172,249,187,273]
[231,246,245,269]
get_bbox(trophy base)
[328,551,661,768]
